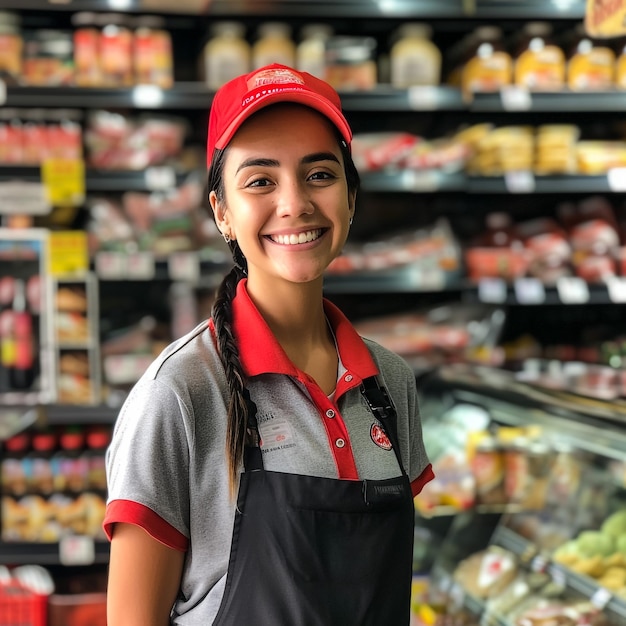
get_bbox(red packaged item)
[351,132,420,171]
[0,580,47,626]
[465,246,531,281]
[72,12,101,87]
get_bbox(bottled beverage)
[9,278,35,390]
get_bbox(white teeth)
[271,229,323,245]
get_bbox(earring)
[222,231,231,243]
[349,217,353,226]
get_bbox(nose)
[275,178,314,217]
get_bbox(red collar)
[230,278,378,381]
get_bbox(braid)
[212,264,249,498]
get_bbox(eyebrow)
[235,152,340,174]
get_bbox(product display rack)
[1,1,626,621]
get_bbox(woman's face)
[210,104,355,291]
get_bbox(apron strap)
[360,376,408,478]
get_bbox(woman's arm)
[107,522,185,626]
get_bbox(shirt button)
[344,374,353,382]
[335,438,345,448]
[326,409,335,419]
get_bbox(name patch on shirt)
[258,417,296,453]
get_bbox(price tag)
[605,276,626,303]
[607,167,626,191]
[420,267,445,290]
[59,535,95,566]
[126,251,155,280]
[408,86,440,110]
[556,276,590,304]
[0,79,5,106]
[478,277,508,303]
[41,158,85,207]
[403,169,438,192]
[591,586,612,609]
[95,251,126,280]
[514,277,545,304]
[145,166,176,190]
[168,251,200,282]
[49,231,89,276]
[0,181,50,215]
[500,85,532,111]
[505,170,535,193]
[531,554,547,573]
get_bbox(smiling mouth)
[267,229,325,245]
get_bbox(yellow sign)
[586,0,626,38]
[49,231,89,276]
[41,159,86,208]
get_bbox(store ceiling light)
[132,85,165,108]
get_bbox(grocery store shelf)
[324,267,461,294]
[3,0,586,18]
[0,540,110,566]
[493,527,626,621]
[472,89,626,112]
[1,83,214,109]
[361,170,465,192]
[0,166,191,191]
[44,404,119,426]
[467,174,626,194]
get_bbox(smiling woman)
[104,63,434,626]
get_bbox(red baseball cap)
[207,64,352,166]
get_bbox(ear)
[348,189,357,222]
[209,190,232,239]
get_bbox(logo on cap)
[247,67,305,90]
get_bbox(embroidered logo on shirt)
[370,423,392,450]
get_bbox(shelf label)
[591,586,612,609]
[95,251,126,280]
[59,535,95,566]
[168,251,199,282]
[126,251,155,280]
[500,86,532,111]
[49,230,89,276]
[530,554,547,573]
[549,566,567,589]
[41,158,85,208]
[505,170,535,193]
[0,181,50,215]
[402,169,438,192]
[607,167,626,191]
[478,277,507,303]
[605,276,626,303]
[408,86,440,110]
[0,79,5,106]
[145,166,176,190]
[556,276,590,304]
[514,278,545,304]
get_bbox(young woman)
[105,64,434,626]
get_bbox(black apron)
[212,377,415,626]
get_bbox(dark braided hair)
[209,114,360,497]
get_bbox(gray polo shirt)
[105,280,432,625]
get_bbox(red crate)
[0,581,47,626]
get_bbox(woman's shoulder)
[361,336,414,381]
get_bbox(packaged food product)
[453,546,518,598]
[615,40,626,89]
[567,28,615,90]
[22,29,74,86]
[296,23,333,79]
[468,432,507,505]
[534,124,579,175]
[72,12,101,87]
[513,22,565,90]
[1,433,30,497]
[503,437,552,509]
[252,22,296,70]
[325,36,377,91]
[389,22,441,87]
[98,12,134,87]
[202,21,250,90]
[461,26,512,97]
[0,11,22,79]
[133,15,173,88]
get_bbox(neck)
[246,276,328,347]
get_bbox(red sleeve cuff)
[411,463,435,498]
[103,499,189,552]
